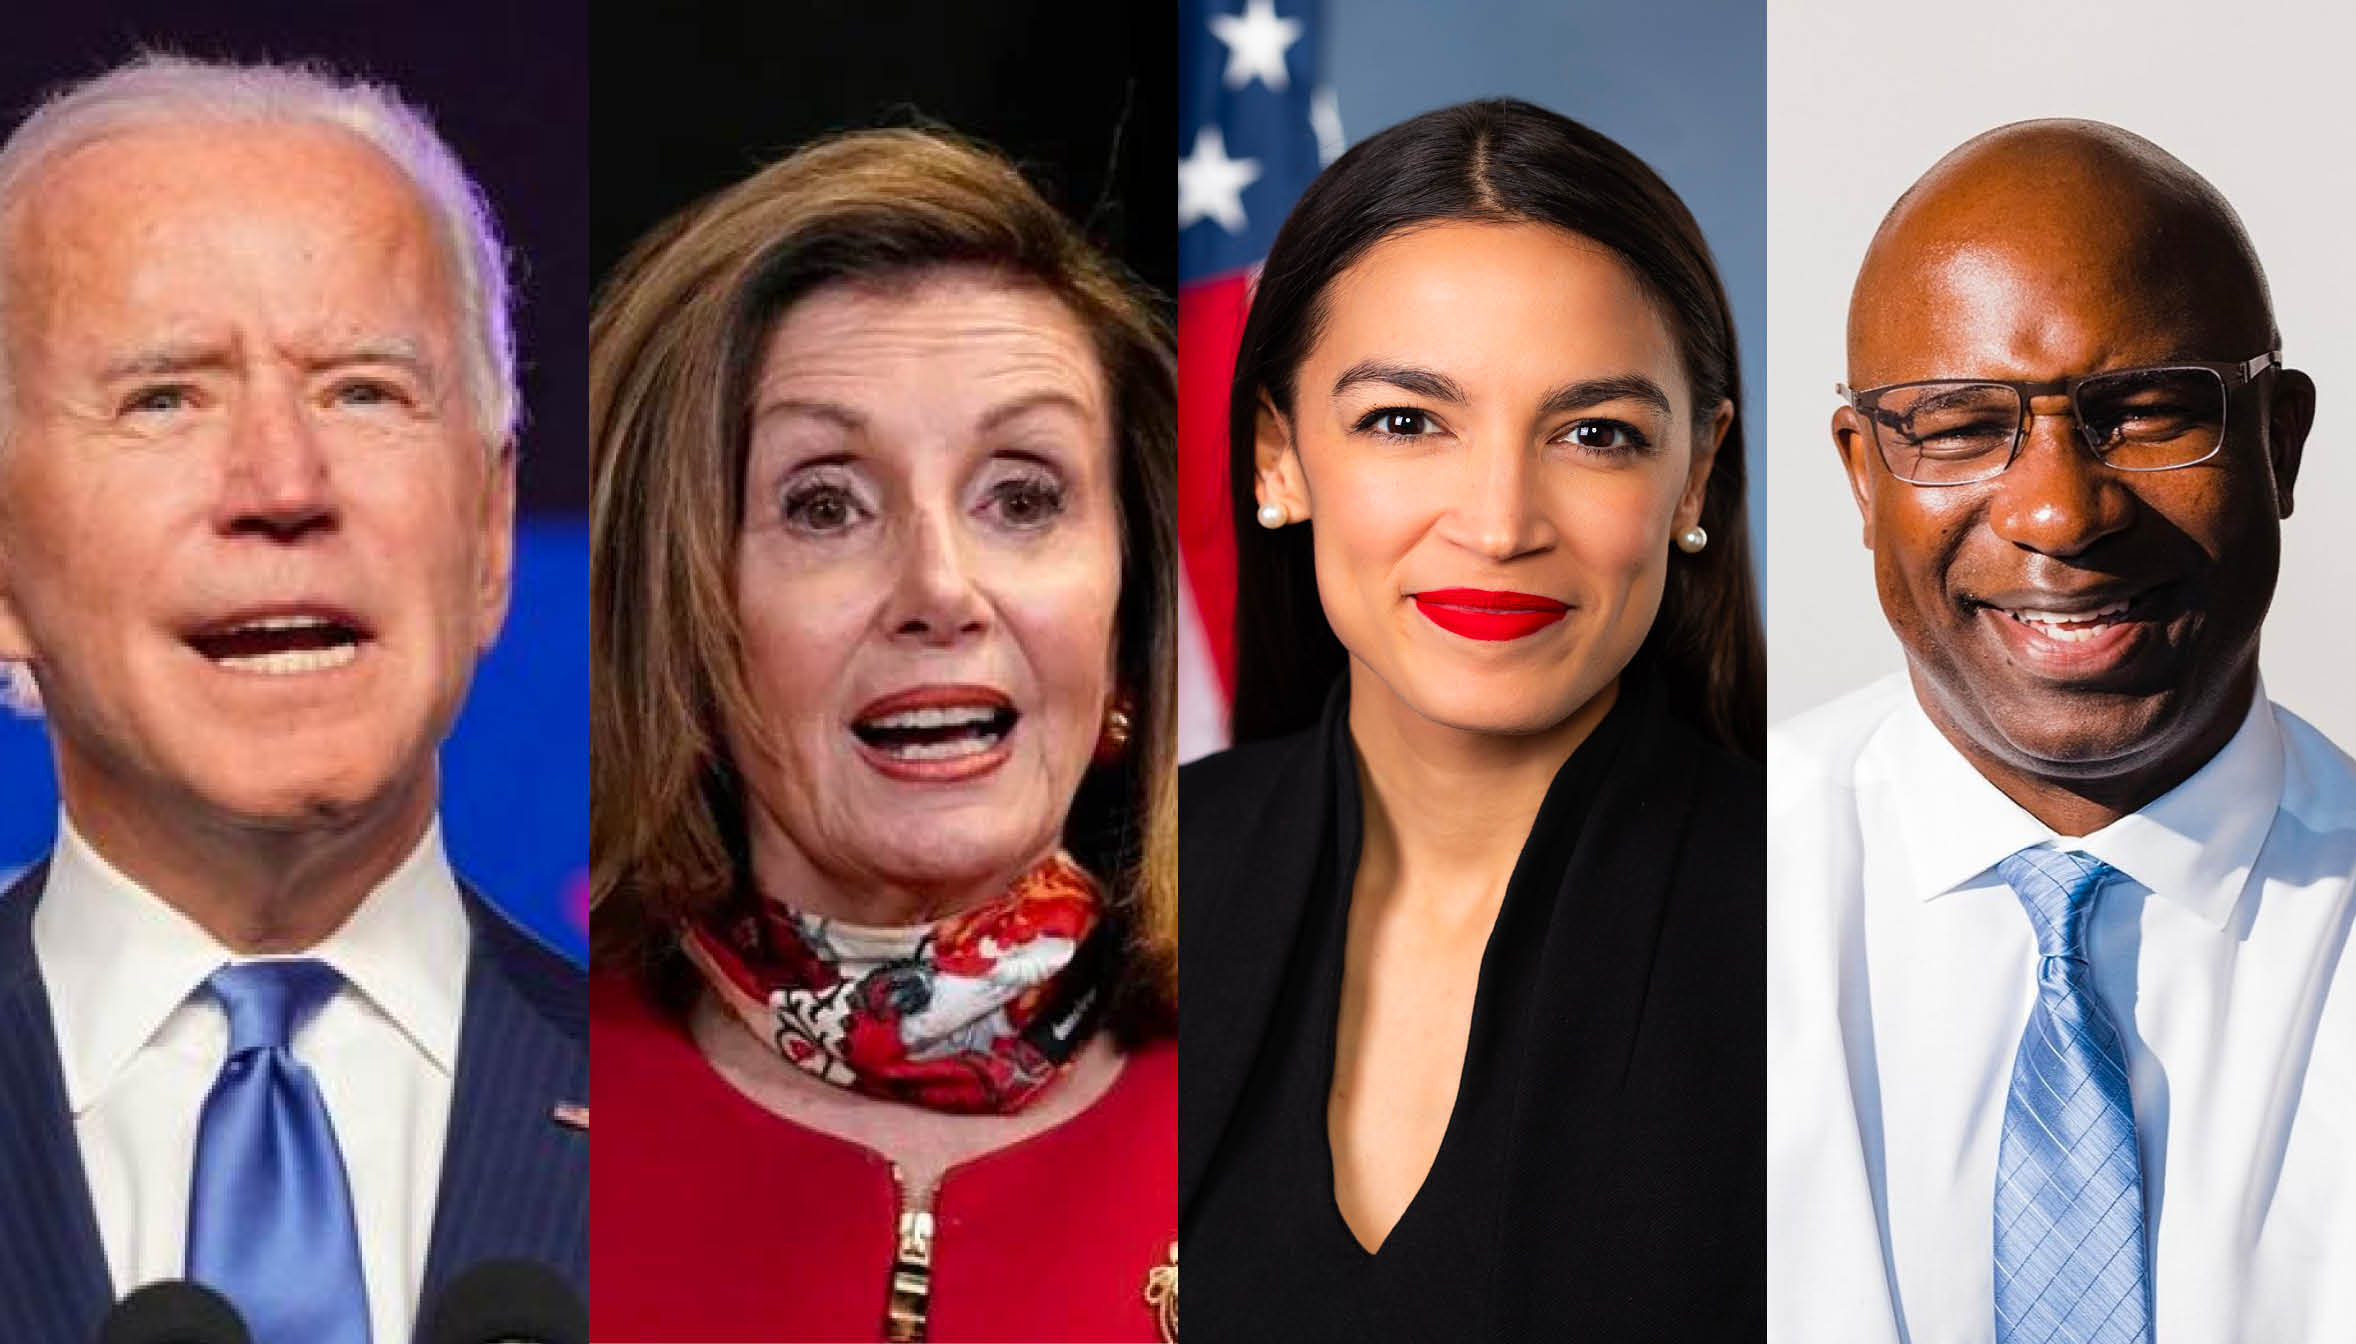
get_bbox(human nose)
[884,505,989,647]
[218,384,335,541]
[1439,437,1554,562]
[1985,397,2134,557]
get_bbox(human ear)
[1832,404,1879,550]
[473,442,519,652]
[2265,367,2316,519]
[0,493,27,662]
[1252,394,1311,523]
[1675,399,1732,533]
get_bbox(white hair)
[0,53,518,444]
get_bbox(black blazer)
[0,860,587,1344]
[1180,680,1765,1339]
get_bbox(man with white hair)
[0,55,582,1343]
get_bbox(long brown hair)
[1228,98,1764,757]
[590,128,1176,1038]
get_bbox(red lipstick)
[1411,588,1569,641]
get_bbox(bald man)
[1769,120,2356,1341]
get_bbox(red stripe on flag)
[1177,271,1253,697]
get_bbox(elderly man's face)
[0,123,513,834]
[1835,197,2308,796]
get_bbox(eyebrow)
[1332,361,1468,404]
[97,336,438,383]
[97,341,235,383]
[1330,363,1675,420]
[310,337,434,382]
[752,398,865,431]
[1536,374,1673,419]
[752,390,1098,435]
[977,389,1096,434]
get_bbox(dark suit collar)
[0,863,115,1343]
[1177,690,1339,1215]
[416,888,587,1331]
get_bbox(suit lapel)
[1482,685,1709,1336]
[415,891,586,1335]
[0,862,115,1344]
[1178,709,1336,1217]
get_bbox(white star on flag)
[1178,125,1262,233]
[1209,0,1303,92]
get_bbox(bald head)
[1848,119,2275,387]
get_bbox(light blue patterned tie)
[187,960,371,1344]
[1992,848,2152,1344]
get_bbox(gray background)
[1325,0,1769,582]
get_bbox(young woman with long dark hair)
[1182,98,1764,1340]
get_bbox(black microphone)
[420,1259,585,1344]
[94,1281,251,1344]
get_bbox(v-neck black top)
[1188,683,1635,1342]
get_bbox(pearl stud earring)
[1675,525,1708,554]
[1257,502,1288,529]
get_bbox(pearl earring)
[1256,502,1288,529]
[1675,525,1708,554]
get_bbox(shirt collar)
[33,811,471,1114]
[1869,681,2280,929]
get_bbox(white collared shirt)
[33,812,469,1344]
[1769,675,2356,1343]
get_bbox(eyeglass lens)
[1870,366,2227,484]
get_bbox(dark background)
[0,1,589,958]
[590,1,1176,298]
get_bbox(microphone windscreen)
[421,1258,585,1344]
[95,1281,251,1344]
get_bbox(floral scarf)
[682,850,1108,1114]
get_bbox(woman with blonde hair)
[589,127,1178,1343]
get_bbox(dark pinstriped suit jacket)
[0,860,587,1344]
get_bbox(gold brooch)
[1141,1240,1177,1342]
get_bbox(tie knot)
[1996,847,2116,960]
[204,959,342,1054]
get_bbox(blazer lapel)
[0,862,115,1344]
[1482,685,1716,1335]
[1178,702,1339,1217]
[415,890,586,1334]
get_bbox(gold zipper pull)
[884,1164,938,1343]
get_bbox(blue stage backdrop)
[0,521,588,963]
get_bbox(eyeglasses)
[1836,352,2280,486]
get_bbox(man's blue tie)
[1992,848,2152,1344]
[186,960,370,1344]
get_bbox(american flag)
[1176,0,1342,762]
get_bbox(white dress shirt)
[34,812,468,1344]
[1769,675,2356,1343]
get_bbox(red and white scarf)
[682,851,1107,1114]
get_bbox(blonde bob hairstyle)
[590,128,1176,1040]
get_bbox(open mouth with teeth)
[1999,597,2137,644]
[851,703,1021,762]
[1977,585,2175,681]
[186,613,369,676]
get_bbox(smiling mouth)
[1975,584,2173,679]
[185,612,370,676]
[1997,598,2136,643]
[849,686,1020,779]
[1411,588,1570,642]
